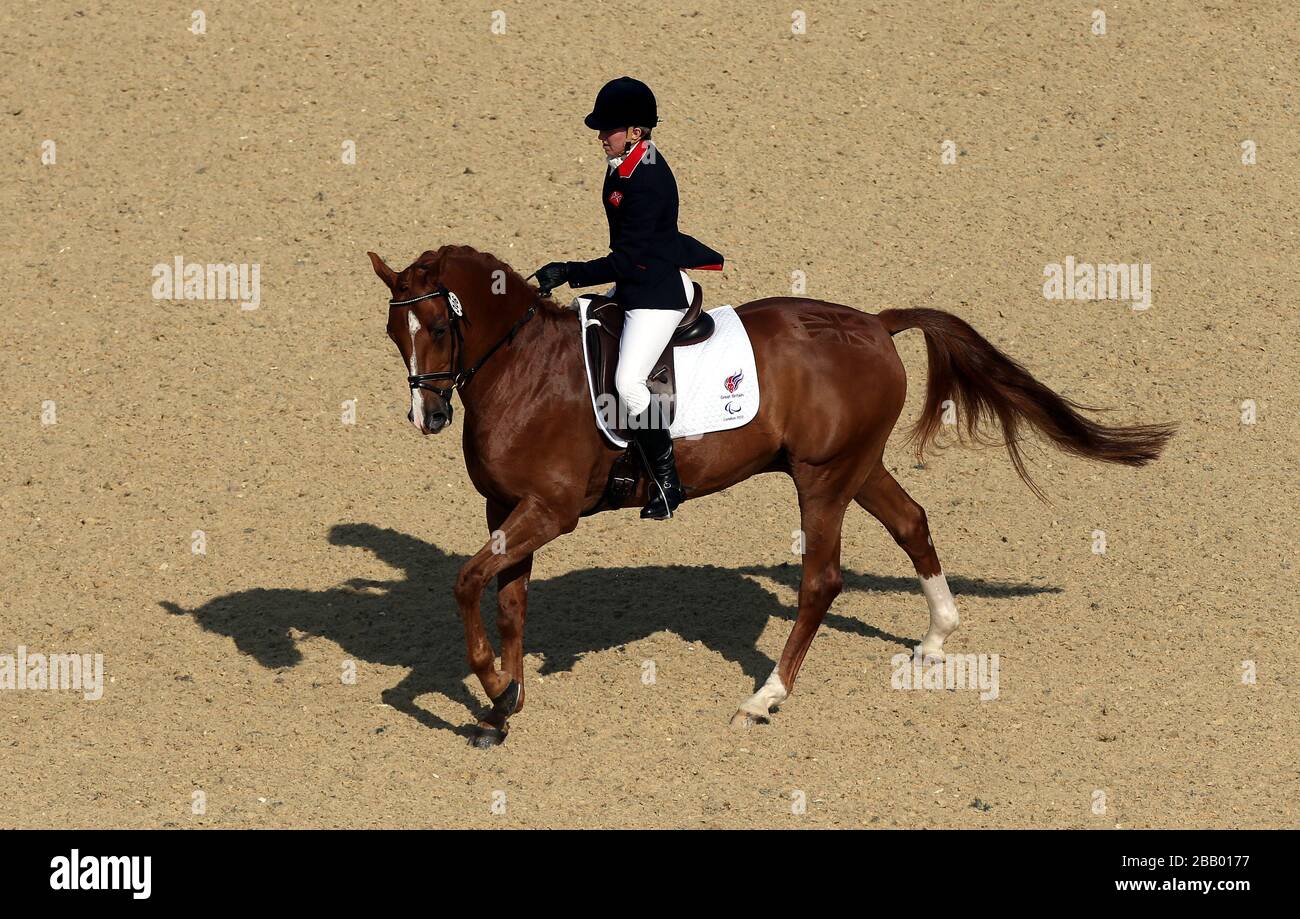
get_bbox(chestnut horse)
[367,245,1173,747]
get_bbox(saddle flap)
[580,283,721,441]
[581,296,674,441]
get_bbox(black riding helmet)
[584,76,658,130]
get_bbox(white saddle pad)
[576,299,761,448]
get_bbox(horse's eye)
[432,326,448,340]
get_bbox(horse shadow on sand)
[160,522,1059,738]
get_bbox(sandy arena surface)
[1,1,1297,828]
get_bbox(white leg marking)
[407,311,423,429]
[738,667,788,718]
[919,571,960,659]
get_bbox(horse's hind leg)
[731,475,849,728]
[855,465,959,659]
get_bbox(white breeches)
[612,271,692,418]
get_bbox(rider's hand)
[534,261,570,293]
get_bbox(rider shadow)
[161,522,1060,738]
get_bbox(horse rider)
[534,77,724,520]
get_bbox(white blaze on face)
[919,571,960,659]
[407,309,423,430]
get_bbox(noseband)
[389,284,538,400]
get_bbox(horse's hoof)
[919,639,947,662]
[470,725,507,748]
[730,709,771,729]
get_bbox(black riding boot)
[630,415,685,520]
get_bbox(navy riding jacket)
[565,140,723,310]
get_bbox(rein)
[389,284,538,398]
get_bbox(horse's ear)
[367,251,397,291]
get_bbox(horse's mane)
[416,245,568,315]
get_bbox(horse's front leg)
[488,499,534,714]
[456,495,574,747]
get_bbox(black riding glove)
[534,261,571,293]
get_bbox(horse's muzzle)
[409,400,453,435]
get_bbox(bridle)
[388,283,538,400]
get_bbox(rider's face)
[598,127,641,157]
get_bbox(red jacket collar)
[616,140,650,179]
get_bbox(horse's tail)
[877,307,1175,499]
